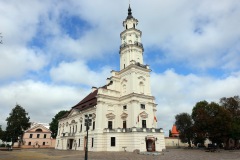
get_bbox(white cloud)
[0,46,47,80]
[50,60,111,87]
[0,0,240,136]
[0,80,89,129]
[151,69,240,135]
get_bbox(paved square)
[0,148,240,160]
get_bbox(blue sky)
[0,0,240,136]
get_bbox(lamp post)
[84,114,92,160]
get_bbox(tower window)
[142,120,147,128]
[123,105,127,110]
[123,121,127,129]
[133,23,135,28]
[93,121,95,130]
[78,139,80,147]
[108,121,113,129]
[141,104,145,109]
[111,137,116,146]
[126,24,128,29]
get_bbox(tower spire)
[127,4,133,19]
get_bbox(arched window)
[35,129,42,132]
[126,24,128,29]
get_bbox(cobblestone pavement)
[0,148,240,160]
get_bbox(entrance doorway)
[146,138,156,152]
[69,139,74,149]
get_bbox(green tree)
[0,125,3,140]
[5,104,31,146]
[49,110,68,138]
[175,113,193,147]
[220,96,240,148]
[192,101,231,146]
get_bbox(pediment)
[121,79,127,84]
[139,111,148,118]
[68,109,80,117]
[121,112,128,120]
[106,113,115,120]
[138,76,146,81]
[25,124,51,133]
[79,117,83,123]
[92,113,96,119]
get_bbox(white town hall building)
[55,5,166,152]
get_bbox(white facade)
[55,5,166,152]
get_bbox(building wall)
[165,137,188,148]
[22,125,55,148]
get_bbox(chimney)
[92,86,97,92]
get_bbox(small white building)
[55,5,166,152]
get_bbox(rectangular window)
[29,134,33,138]
[141,104,145,109]
[43,142,45,145]
[78,139,80,147]
[123,105,127,110]
[123,121,127,129]
[80,124,82,132]
[93,121,95,130]
[108,121,113,130]
[92,138,94,147]
[37,134,40,138]
[75,125,77,133]
[142,120,146,128]
[111,137,116,147]
[44,134,46,138]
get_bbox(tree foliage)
[49,110,68,138]
[5,104,31,145]
[192,101,231,145]
[0,125,3,140]
[175,113,193,147]
[174,96,239,148]
[220,96,240,147]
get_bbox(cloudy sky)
[0,0,240,136]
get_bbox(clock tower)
[120,5,144,70]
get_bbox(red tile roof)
[171,124,179,137]
[72,89,98,111]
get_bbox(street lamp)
[84,114,92,160]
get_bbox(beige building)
[21,123,55,148]
[55,5,166,152]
